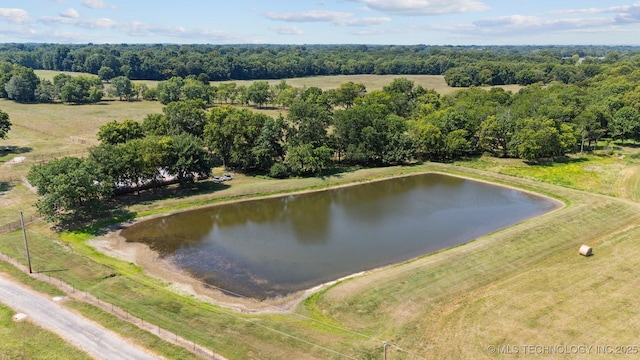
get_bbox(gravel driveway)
[0,274,159,360]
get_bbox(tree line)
[1,43,638,84]
[21,63,640,224]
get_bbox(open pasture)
[0,74,638,359]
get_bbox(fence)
[0,214,40,235]
[0,251,226,360]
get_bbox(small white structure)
[579,244,593,257]
[12,313,27,321]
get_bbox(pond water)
[121,173,558,299]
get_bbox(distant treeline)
[1,43,639,85]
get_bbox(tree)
[181,78,210,103]
[27,157,113,224]
[252,115,286,171]
[58,75,103,103]
[246,80,271,108]
[108,76,134,101]
[444,129,471,158]
[164,133,213,184]
[162,99,208,136]
[327,81,366,109]
[611,106,640,143]
[286,143,333,176]
[477,113,514,157]
[97,119,145,145]
[35,79,57,103]
[98,66,115,82]
[204,106,269,170]
[0,109,11,139]
[509,117,573,161]
[5,73,38,102]
[157,76,183,105]
[413,122,444,160]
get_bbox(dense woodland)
[1,43,639,85]
[1,44,640,223]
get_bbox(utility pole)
[20,211,32,273]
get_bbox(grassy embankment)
[1,77,640,358]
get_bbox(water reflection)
[121,173,558,299]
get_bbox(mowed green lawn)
[1,79,639,359]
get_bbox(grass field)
[33,69,522,94]
[1,80,640,359]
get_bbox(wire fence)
[0,251,226,360]
[0,218,427,359]
[0,214,41,236]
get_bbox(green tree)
[97,119,145,145]
[327,81,366,109]
[413,122,444,160]
[509,117,573,161]
[98,66,115,82]
[611,106,640,143]
[35,79,57,103]
[477,113,514,157]
[182,78,210,103]
[162,99,208,136]
[164,133,213,184]
[5,73,38,102]
[444,129,471,158]
[286,143,333,176]
[246,80,271,108]
[252,115,286,171]
[108,76,134,101]
[0,109,11,139]
[27,157,113,224]
[204,106,268,170]
[58,76,103,103]
[157,76,184,105]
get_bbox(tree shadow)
[35,268,68,274]
[524,156,589,166]
[0,182,13,193]
[1,146,33,158]
[115,180,231,208]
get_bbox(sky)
[2,1,640,45]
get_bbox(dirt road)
[0,274,160,360]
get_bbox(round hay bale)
[579,244,593,257]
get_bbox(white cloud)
[82,0,114,9]
[461,14,615,37]
[352,0,489,15]
[39,15,118,29]
[265,10,390,27]
[271,25,304,35]
[343,17,391,26]
[266,10,353,23]
[60,8,80,19]
[0,8,31,24]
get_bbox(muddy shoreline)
[88,171,563,314]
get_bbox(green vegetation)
[0,303,92,360]
[2,45,640,358]
[0,43,631,84]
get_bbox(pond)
[121,173,558,299]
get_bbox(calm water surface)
[121,174,558,299]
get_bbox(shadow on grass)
[115,180,231,208]
[36,268,68,274]
[0,146,33,158]
[0,182,14,193]
[524,156,590,166]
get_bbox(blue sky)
[2,1,640,45]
